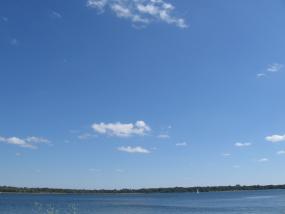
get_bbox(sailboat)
[196,188,200,194]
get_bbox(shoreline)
[1,185,285,195]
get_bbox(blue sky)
[0,0,285,189]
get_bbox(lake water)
[0,190,285,213]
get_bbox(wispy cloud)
[2,17,8,22]
[0,136,50,149]
[157,134,170,139]
[10,38,19,46]
[277,150,285,155]
[257,63,283,78]
[15,152,21,157]
[256,73,266,78]
[92,120,150,137]
[267,63,283,72]
[78,133,97,140]
[25,136,50,144]
[88,168,101,173]
[235,142,252,147]
[50,10,62,19]
[118,146,150,154]
[115,168,125,173]
[176,142,188,147]
[87,0,187,28]
[222,153,231,157]
[258,158,269,163]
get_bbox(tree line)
[1,184,285,194]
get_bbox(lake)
[0,190,285,213]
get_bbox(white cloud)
[222,153,231,157]
[26,136,50,144]
[256,73,266,78]
[235,142,252,147]
[50,11,62,19]
[267,63,283,72]
[0,137,35,149]
[277,150,285,155]
[92,120,150,137]
[176,142,187,146]
[233,165,240,168]
[118,146,150,154]
[87,0,187,28]
[87,0,108,11]
[258,158,269,163]
[157,134,169,139]
[257,63,284,78]
[0,136,50,149]
[111,3,130,17]
[265,134,285,143]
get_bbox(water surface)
[0,190,285,213]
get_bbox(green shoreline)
[1,184,285,194]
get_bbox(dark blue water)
[0,190,285,213]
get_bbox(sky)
[0,0,285,189]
